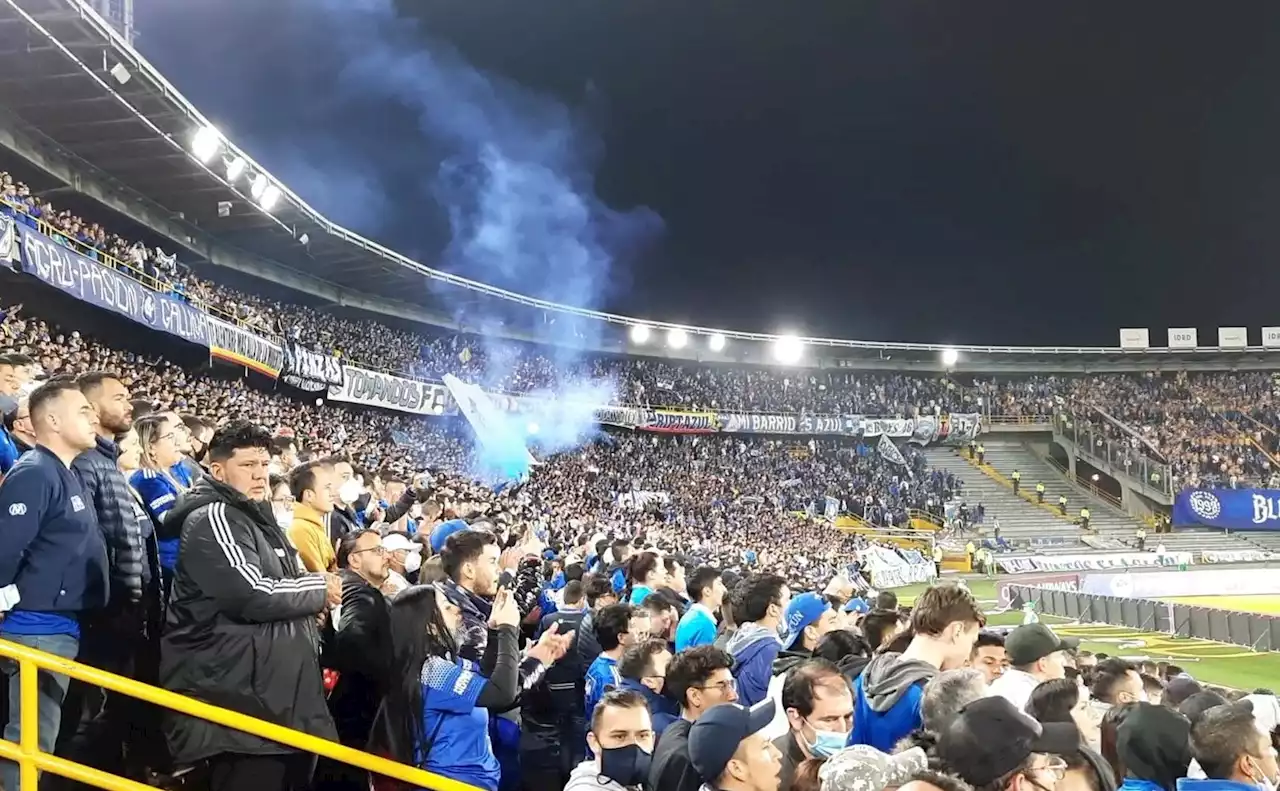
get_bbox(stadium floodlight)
[667,328,688,349]
[259,184,282,212]
[773,334,804,364]
[250,173,268,201]
[191,125,221,164]
[629,324,651,344]
[940,348,959,368]
[527,421,540,436]
[708,333,727,352]
[226,156,247,182]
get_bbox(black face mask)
[192,441,208,463]
[599,744,651,788]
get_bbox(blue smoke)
[314,0,661,477]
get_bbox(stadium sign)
[280,340,343,392]
[207,316,282,378]
[1174,488,1280,531]
[13,219,209,346]
[327,365,451,416]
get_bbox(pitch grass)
[890,578,1280,691]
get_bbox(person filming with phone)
[378,583,571,791]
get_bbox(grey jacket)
[73,435,144,604]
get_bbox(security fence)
[1005,584,1280,652]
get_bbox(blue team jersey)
[419,655,499,791]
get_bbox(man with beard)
[62,372,148,780]
[318,529,392,791]
[440,528,575,791]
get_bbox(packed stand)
[1,300,1273,791]
[0,169,1069,416]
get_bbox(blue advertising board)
[15,221,209,347]
[1173,488,1280,531]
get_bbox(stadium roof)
[0,0,463,308]
[3,0,1280,370]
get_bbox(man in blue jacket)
[850,583,984,752]
[725,573,790,707]
[0,378,107,791]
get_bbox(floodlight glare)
[192,125,221,164]
[667,328,688,349]
[630,324,651,344]
[249,173,268,200]
[708,333,727,352]
[527,421,540,436]
[940,348,959,367]
[259,185,282,212]
[226,156,246,182]
[774,335,804,364]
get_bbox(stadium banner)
[1173,488,1280,531]
[327,365,451,416]
[997,573,1080,609]
[206,316,282,377]
[1079,567,1280,598]
[637,409,721,434]
[997,551,1192,575]
[15,221,209,346]
[280,339,343,392]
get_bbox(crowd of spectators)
[4,177,1280,791]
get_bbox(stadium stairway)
[970,442,1254,554]
[922,447,1090,547]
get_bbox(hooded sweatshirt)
[564,760,637,791]
[761,647,814,740]
[726,622,784,706]
[849,652,938,752]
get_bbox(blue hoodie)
[848,652,937,752]
[619,678,678,735]
[725,623,783,707]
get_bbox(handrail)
[984,414,1053,426]
[0,638,482,791]
[1042,454,1125,511]
[908,508,944,528]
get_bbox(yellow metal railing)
[0,638,482,791]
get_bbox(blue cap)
[689,700,776,783]
[783,592,831,648]
[844,597,870,614]
[430,519,470,553]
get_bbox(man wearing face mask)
[380,532,422,596]
[326,457,365,542]
[288,460,339,573]
[1185,701,1280,791]
[774,659,855,790]
[617,639,677,736]
[566,689,657,791]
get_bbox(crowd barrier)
[1004,584,1280,651]
[0,638,478,791]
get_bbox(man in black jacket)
[160,421,341,791]
[317,528,392,791]
[521,580,590,790]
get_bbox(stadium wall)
[1006,583,1280,651]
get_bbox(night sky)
[134,1,1280,347]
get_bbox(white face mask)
[273,508,293,529]
[268,461,283,477]
[338,478,364,505]
[403,551,422,574]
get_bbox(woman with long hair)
[378,584,567,791]
[626,551,666,605]
[129,413,189,579]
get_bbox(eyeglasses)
[693,679,737,693]
[1031,757,1068,782]
[351,546,387,557]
